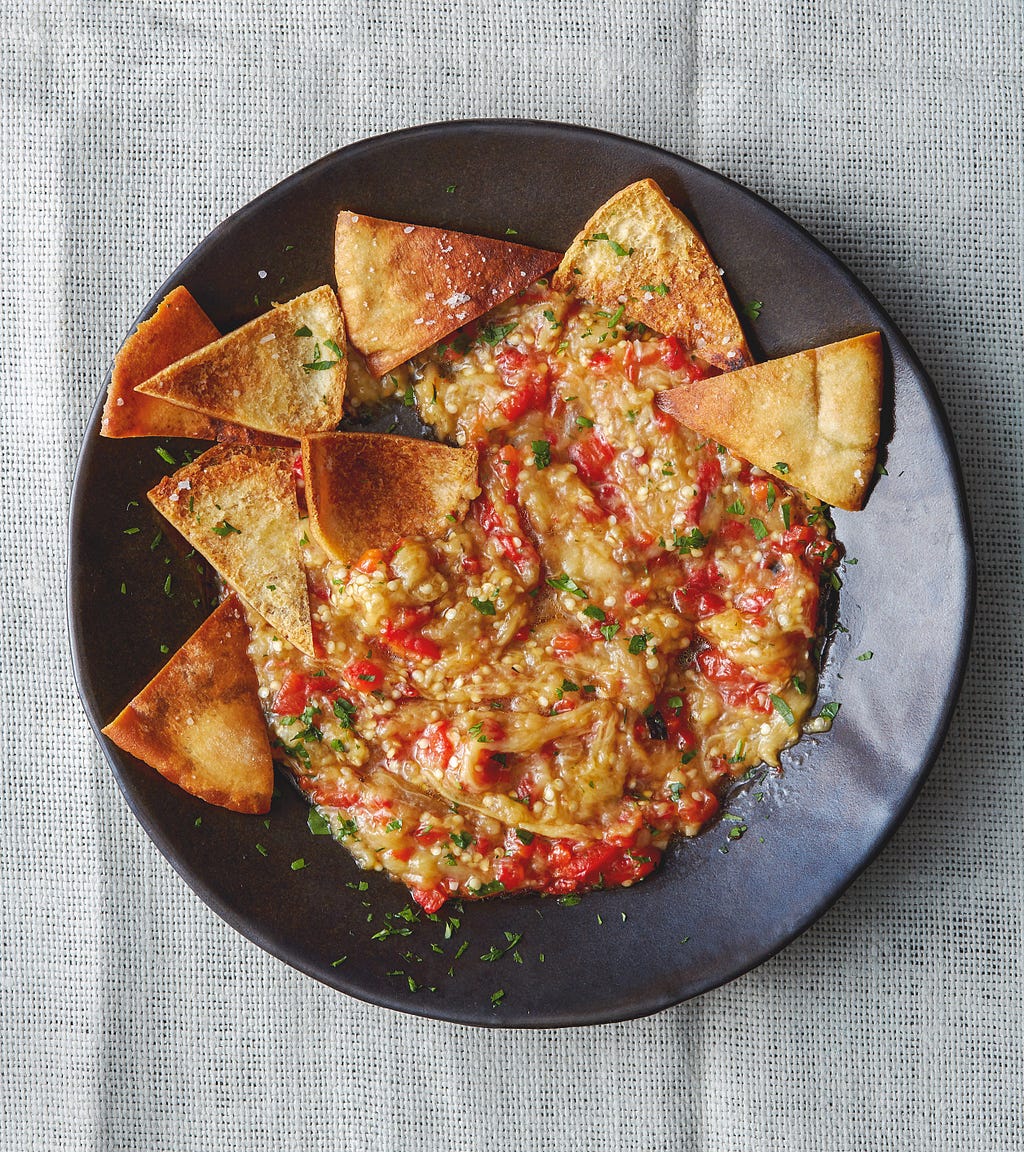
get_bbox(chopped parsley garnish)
[515,828,534,845]
[726,499,745,515]
[333,697,357,727]
[742,300,763,320]
[546,573,588,598]
[467,722,487,742]
[255,842,267,856]
[451,831,474,850]
[750,517,768,541]
[385,818,402,832]
[543,309,562,329]
[582,604,606,622]
[628,632,652,655]
[599,623,620,642]
[402,384,416,406]
[490,989,505,1006]
[766,482,776,510]
[155,446,176,466]
[445,183,456,193]
[781,503,792,530]
[792,674,806,695]
[531,440,551,469]
[505,227,517,235]
[769,694,795,725]
[576,415,595,428]
[211,520,241,536]
[818,701,841,720]
[605,303,625,329]
[372,925,412,942]
[478,321,517,346]
[471,597,496,615]
[163,574,172,596]
[558,894,582,906]
[773,461,790,474]
[640,282,670,295]
[301,341,340,372]
[667,527,707,556]
[583,232,634,257]
[290,858,306,871]
[857,651,874,661]
[307,808,331,835]
[807,502,836,530]
[294,325,313,337]
[123,527,140,535]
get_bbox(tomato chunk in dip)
[246,285,839,910]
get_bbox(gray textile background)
[2,1,1022,1148]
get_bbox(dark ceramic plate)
[69,121,973,1028]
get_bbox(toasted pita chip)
[552,178,751,370]
[656,332,883,510]
[102,596,273,814]
[101,286,223,439]
[136,286,347,438]
[149,445,314,653]
[334,212,561,376]
[302,433,480,562]
[215,423,296,449]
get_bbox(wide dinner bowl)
[69,121,973,1027]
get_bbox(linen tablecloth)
[3,2,1021,1148]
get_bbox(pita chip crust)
[101,286,223,439]
[656,332,883,511]
[136,286,347,438]
[102,596,273,814]
[334,211,561,376]
[552,178,751,370]
[149,445,314,654]
[302,433,480,562]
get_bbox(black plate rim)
[68,119,975,1028]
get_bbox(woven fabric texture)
[2,1,1022,1149]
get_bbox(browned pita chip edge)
[334,211,561,377]
[101,286,222,439]
[148,444,315,654]
[302,432,480,562]
[552,178,751,370]
[102,596,273,814]
[136,286,347,439]
[656,332,883,511]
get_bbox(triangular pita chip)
[552,178,752,370]
[102,596,273,814]
[302,433,480,562]
[136,286,347,438]
[656,332,883,510]
[101,286,222,439]
[149,445,314,653]
[334,211,561,376]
